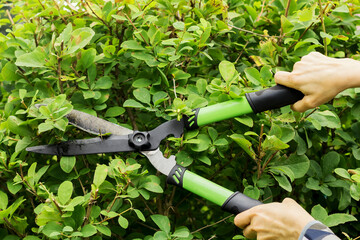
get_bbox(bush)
[0,0,360,239]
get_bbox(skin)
[235,52,360,239]
[275,52,360,112]
[234,198,314,240]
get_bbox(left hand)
[234,198,314,240]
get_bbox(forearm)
[299,221,340,240]
[344,58,360,89]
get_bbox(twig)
[6,9,14,26]
[228,24,281,38]
[257,124,264,156]
[57,41,64,94]
[235,41,249,63]
[124,13,150,46]
[287,22,314,52]
[3,217,25,238]
[261,150,279,173]
[300,107,318,122]
[318,0,327,55]
[83,0,112,34]
[191,215,233,234]
[284,0,292,17]
[37,0,45,10]
[255,0,267,22]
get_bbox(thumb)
[282,198,298,206]
[291,95,316,112]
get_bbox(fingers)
[243,224,257,239]
[282,197,297,206]
[274,71,294,87]
[234,210,253,229]
[291,95,317,112]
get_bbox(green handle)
[184,97,253,129]
[183,85,304,130]
[166,165,262,213]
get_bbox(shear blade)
[26,135,134,156]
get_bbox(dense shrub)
[0,0,360,239]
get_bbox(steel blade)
[66,109,133,135]
[26,135,133,156]
[142,148,176,176]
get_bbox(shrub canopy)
[0,0,360,239]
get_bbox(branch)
[227,24,281,38]
[318,0,327,55]
[191,215,233,234]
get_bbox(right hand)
[275,52,360,112]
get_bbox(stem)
[124,13,149,46]
[318,0,327,55]
[191,215,233,234]
[287,22,314,52]
[96,208,132,224]
[255,0,267,22]
[227,24,281,38]
[37,0,45,10]
[6,9,14,26]
[83,0,112,34]
[300,107,318,122]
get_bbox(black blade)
[26,135,134,156]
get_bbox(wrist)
[343,58,360,89]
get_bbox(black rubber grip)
[245,85,304,114]
[221,191,262,214]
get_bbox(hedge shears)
[27,85,303,214]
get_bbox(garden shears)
[27,85,304,214]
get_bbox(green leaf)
[333,5,349,13]
[132,78,151,88]
[151,215,171,234]
[244,67,260,85]
[118,215,129,229]
[1,62,21,81]
[15,47,47,68]
[191,134,211,152]
[105,107,125,117]
[235,116,253,127]
[271,154,310,179]
[335,168,351,180]
[0,190,8,210]
[281,15,294,33]
[230,134,256,159]
[173,21,185,30]
[94,76,112,90]
[134,209,145,222]
[77,48,96,70]
[66,28,95,54]
[172,226,190,238]
[262,135,289,151]
[96,225,111,237]
[273,174,292,192]
[93,165,108,187]
[143,181,163,193]
[311,204,328,222]
[123,99,145,109]
[353,148,360,160]
[324,214,356,227]
[121,40,145,50]
[322,151,340,176]
[42,222,63,238]
[60,156,76,173]
[7,181,22,195]
[133,88,151,104]
[35,209,62,226]
[219,61,236,82]
[58,181,73,205]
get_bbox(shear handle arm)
[167,165,262,214]
[184,85,304,129]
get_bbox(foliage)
[0,0,360,239]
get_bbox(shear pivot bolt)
[129,131,151,150]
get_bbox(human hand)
[234,198,314,240]
[275,52,360,112]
